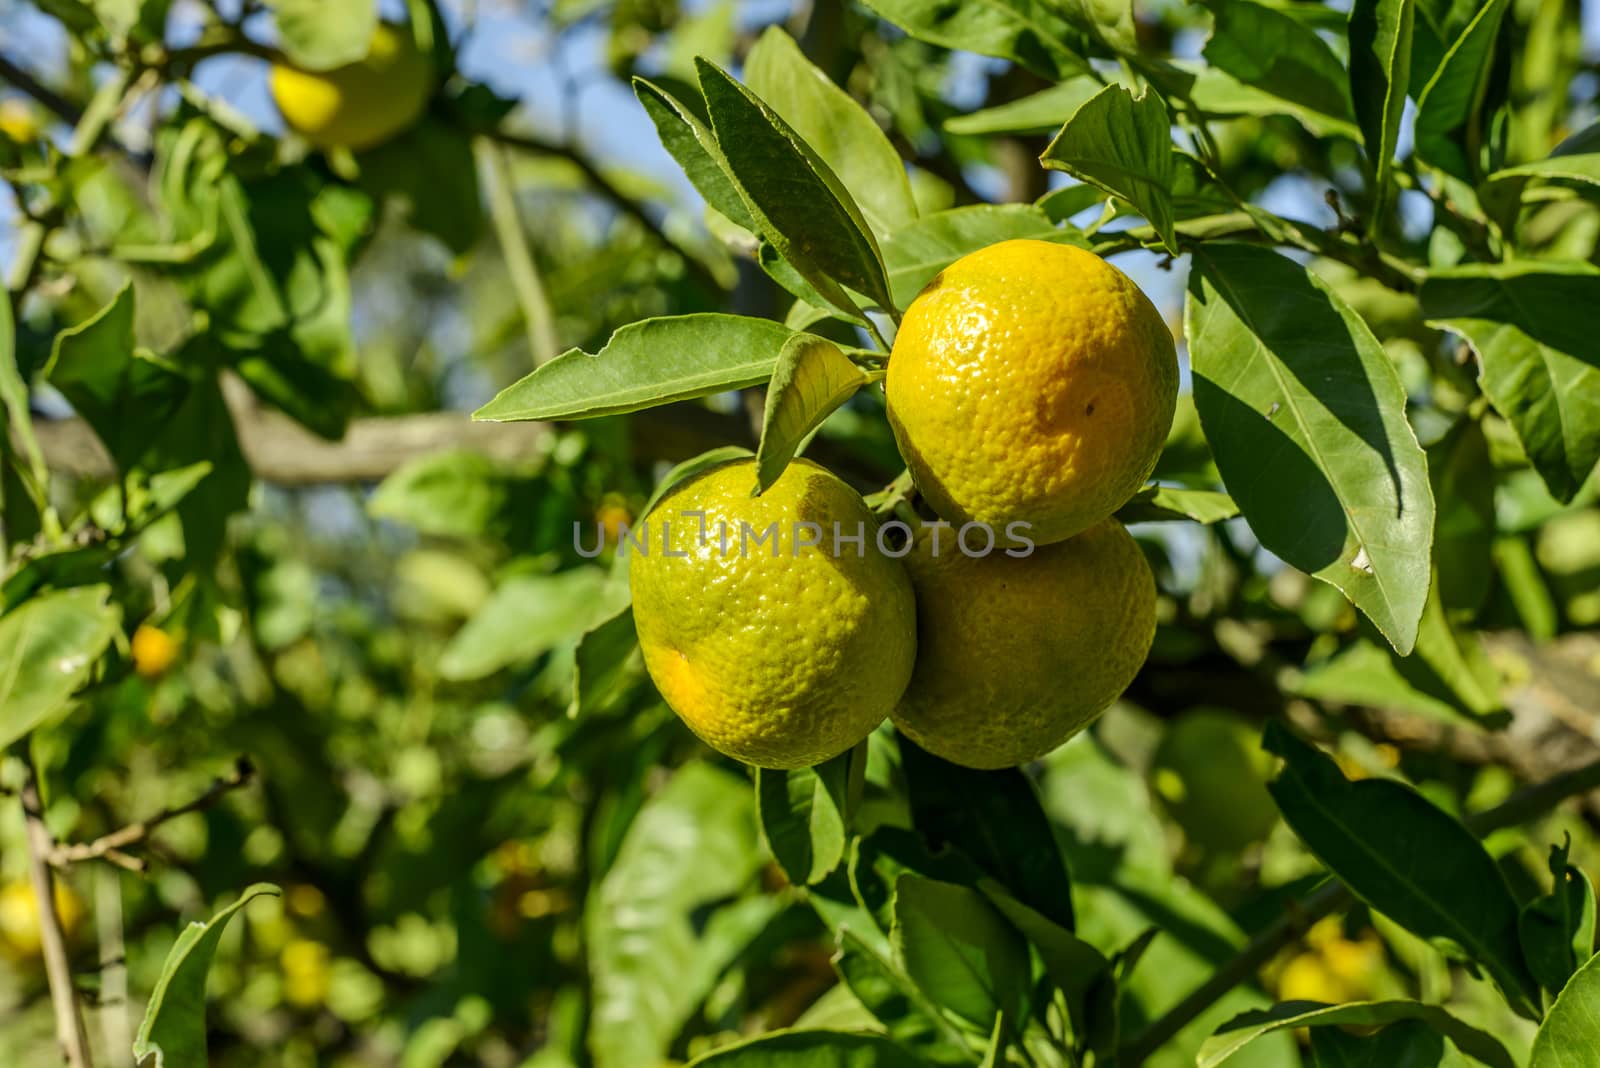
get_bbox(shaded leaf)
[1187,244,1434,653]
[891,875,1030,1030]
[755,335,873,495]
[357,116,482,254]
[474,315,794,422]
[686,1029,925,1067]
[1200,1000,1514,1068]
[1348,0,1415,233]
[833,927,969,1064]
[758,750,852,886]
[0,586,120,750]
[1203,0,1354,125]
[878,204,1087,309]
[858,0,1089,79]
[1520,839,1598,997]
[1421,263,1600,502]
[133,884,282,1068]
[1264,723,1538,1013]
[570,605,642,718]
[1310,1019,1474,1067]
[744,28,917,236]
[1041,85,1177,253]
[1413,0,1512,181]
[635,78,757,231]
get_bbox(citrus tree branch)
[18,753,94,1068]
[476,137,561,366]
[49,757,256,872]
[1119,752,1600,1065]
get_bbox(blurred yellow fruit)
[1149,708,1277,851]
[281,939,332,1007]
[131,623,179,678]
[0,99,40,142]
[1277,951,1347,1004]
[0,878,84,960]
[1277,918,1384,1004]
[629,459,917,769]
[892,519,1156,768]
[269,24,433,152]
[887,240,1178,546]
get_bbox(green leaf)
[1203,0,1355,125]
[1420,263,1600,502]
[686,1029,925,1067]
[1310,1019,1475,1068]
[1264,723,1539,1013]
[1520,839,1598,997]
[1407,582,1505,721]
[1529,950,1600,1067]
[891,875,1030,1030]
[474,315,795,422]
[1480,154,1600,231]
[1348,0,1414,233]
[858,0,1090,79]
[0,586,120,750]
[1172,64,1361,139]
[757,750,852,886]
[1413,0,1512,181]
[978,883,1107,1037]
[269,0,378,70]
[46,285,190,471]
[357,116,482,254]
[1187,244,1434,653]
[696,60,894,316]
[132,884,282,1068]
[1040,85,1178,254]
[369,450,511,538]
[1200,1000,1514,1068]
[590,764,762,1068]
[635,78,758,232]
[1116,485,1239,524]
[899,740,1075,933]
[439,568,617,681]
[754,335,873,495]
[744,28,917,237]
[569,605,642,719]
[878,204,1088,309]
[831,926,971,1063]
[944,79,1104,136]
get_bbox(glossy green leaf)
[1520,839,1598,997]
[1421,263,1600,502]
[899,740,1075,933]
[978,881,1107,1036]
[1187,244,1434,653]
[891,875,1030,1030]
[1264,723,1539,1013]
[439,568,617,680]
[1310,1019,1474,1068]
[878,204,1088,309]
[0,585,120,750]
[744,28,917,236]
[474,315,794,422]
[858,0,1089,78]
[1413,0,1512,181]
[755,335,873,495]
[133,884,282,1068]
[1530,950,1600,1066]
[1203,0,1354,125]
[1200,1000,1514,1068]
[1348,0,1414,232]
[758,750,852,886]
[1116,485,1240,524]
[269,0,378,70]
[944,79,1103,136]
[46,285,189,471]
[1040,85,1178,253]
[696,60,894,315]
[687,1030,925,1067]
[590,764,763,1068]
[635,78,758,231]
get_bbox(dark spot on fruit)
[1085,402,1096,416]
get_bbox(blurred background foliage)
[1,0,1599,1065]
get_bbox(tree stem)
[476,137,561,367]
[20,755,94,1068]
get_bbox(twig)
[95,866,132,1068]
[0,54,84,127]
[482,126,722,292]
[1119,752,1600,1065]
[18,754,94,1068]
[49,757,256,869]
[475,137,561,366]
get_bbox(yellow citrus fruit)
[886,239,1179,546]
[269,24,433,152]
[280,938,332,1007]
[629,459,917,769]
[1149,708,1277,851]
[893,519,1156,769]
[0,878,84,960]
[0,99,40,143]
[131,623,179,678]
